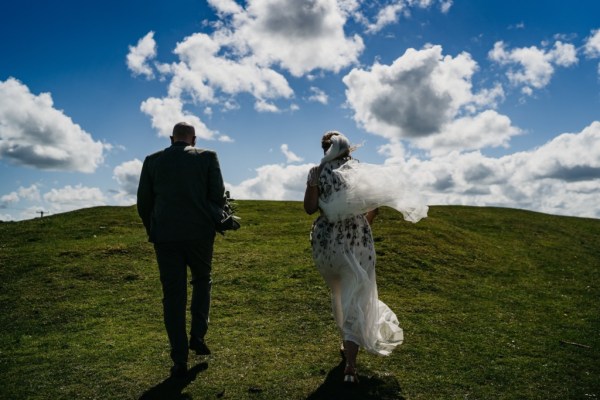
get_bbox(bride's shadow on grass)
[307,360,405,400]
[139,362,208,400]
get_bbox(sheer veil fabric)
[319,134,428,223]
[319,160,429,223]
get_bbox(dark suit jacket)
[137,142,225,243]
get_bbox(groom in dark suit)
[137,122,226,377]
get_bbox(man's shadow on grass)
[307,360,405,400]
[139,362,208,400]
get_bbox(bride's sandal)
[343,364,359,384]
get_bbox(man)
[137,122,225,378]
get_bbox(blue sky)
[1,0,599,221]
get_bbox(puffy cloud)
[254,99,280,113]
[280,144,304,163]
[126,31,157,79]
[415,110,521,155]
[0,78,105,172]
[227,163,313,200]
[0,192,19,204]
[584,28,600,76]
[43,184,106,214]
[584,28,600,58]
[0,185,42,220]
[343,45,516,153]
[0,183,108,220]
[208,0,244,15]
[151,0,361,120]
[113,159,143,199]
[20,185,42,201]
[439,0,452,13]
[488,40,578,94]
[308,86,329,104]
[381,121,600,218]
[520,121,600,181]
[1,185,42,205]
[231,0,364,76]
[364,0,452,33]
[140,97,220,140]
[366,2,406,34]
[150,0,362,107]
[170,33,294,101]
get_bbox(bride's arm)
[365,208,379,225]
[304,166,320,215]
[304,185,319,215]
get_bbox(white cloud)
[0,185,43,221]
[113,159,143,204]
[381,121,600,218]
[343,45,516,153]
[218,134,235,143]
[43,184,106,214]
[230,0,364,76]
[367,2,406,33]
[584,28,600,76]
[0,185,41,204]
[308,86,329,104]
[208,0,244,15]
[519,121,600,181]
[488,40,578,94]
[18,185,41,202]
[1,192,19,204]
[0,78,105,172]
[584,28,600,58]
[362,0,452,33]
[280,144,304,163]
[145,0,364,124]
[171,33,294,101]
[140,96,220,140]
[254,99,280,113]
[414,110,521,155]
[440,0,452,13]
[227,163,313,200]
[126,31,157,79]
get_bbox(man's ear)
[192,136,197,146]
[170,136,175,144]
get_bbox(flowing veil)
[319,160,429,223]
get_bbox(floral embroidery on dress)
[309,157,375,269]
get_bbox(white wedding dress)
[309,156,427,356]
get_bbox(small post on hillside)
[37,211,46,218]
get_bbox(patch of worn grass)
[0,202,598,399]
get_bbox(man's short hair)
[172,122,195,138]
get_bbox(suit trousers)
[154,238,214,364]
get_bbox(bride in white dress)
[303,131,428,384]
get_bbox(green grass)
[0,202,598,399]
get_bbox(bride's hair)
[321,131,345,154]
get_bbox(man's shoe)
[189,336,211,355]
[170,363,188,378]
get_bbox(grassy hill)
[0,201,598,399]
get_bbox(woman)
[304,131,406,384]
